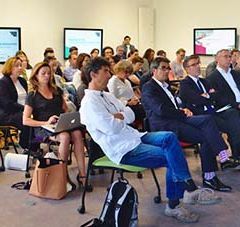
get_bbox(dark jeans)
[121,131,191,200]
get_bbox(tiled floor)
[1,149,240,227]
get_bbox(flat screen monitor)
[0,27,21,63]
[193,28,237,56]
[64,28,103,59]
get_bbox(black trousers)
[213,108,240,159]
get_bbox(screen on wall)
[64,28,103,59]
[0,27,21,63]
[193,28,237,56]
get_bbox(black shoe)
[221,160,238,171]
[203,176,232,192]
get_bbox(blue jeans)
[120,131,191,200]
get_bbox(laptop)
[42,112,85,134]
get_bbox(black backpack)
[81,179,138,227]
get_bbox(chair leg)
[25,149,31,178]
[150,169,161,203]
[110,169,115,183]
[78,157,92,214]
[0,149,5,172]
[9,134,18,154]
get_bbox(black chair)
[78,138,161,214]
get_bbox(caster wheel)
[25,172,31,178]
[137,172,143,179]
[85,184,93,192]
[0,166,5,172]
[78,207,85,214]
[154,196,161,204]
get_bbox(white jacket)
[80,89,146,164]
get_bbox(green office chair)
[78,139,161,214]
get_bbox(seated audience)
[142,48,155,75]
[65,46,78,68]
[72,53,90,89]
[156,49,167,57]
[114,45,125,61]
[63,53,78,82]
[23,62,86,185]
[207,49,240,111]
[179,54,240,163]
[105,56,117,75]
[0,57,29,149]
[101,46,114,58]
[169,48,186,80]
[107,60,145,122]
[44,56,76,112]
[230,48,239,69]
[141,57,234,192]
[90,48,99,59]
[15,50,32,81]
[43,47,63,76]
[80,57,221,224]
[127,49,139,62]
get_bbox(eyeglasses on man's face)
[158,65,171,71]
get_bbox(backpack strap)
[99,180,119,222]
[114,184,132,227]
[11,180,32,190]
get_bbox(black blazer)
[141,78,186,131]
[207,69,240,109]
[0,76,28,118]
[179,76,216,115]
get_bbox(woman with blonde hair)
[23,62,86,188]
[0,56,29,149]
[107,60,145,124]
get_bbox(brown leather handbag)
[29,158,67,199]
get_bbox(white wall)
[0,0,153,65]
[153,0,240,66]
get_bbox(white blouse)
[15,79,27,105]
[107,75,134,105]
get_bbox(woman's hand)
[47,115,59,125]
[113,112,124,120]
[127,96,139,106]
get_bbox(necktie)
[196,79,214,113]
[196,79,205,93]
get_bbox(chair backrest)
[143,118,151,132]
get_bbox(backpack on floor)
[81,179,138,227]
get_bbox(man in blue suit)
[179,54,240,162]
[142,57,234,192]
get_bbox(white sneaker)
[183,188,222,205]
[164,204,199,223]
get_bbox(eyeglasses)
[158,66,171,71]
[187,62,200,67]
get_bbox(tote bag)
[29,158,67,199]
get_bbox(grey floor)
[1,149,240,227]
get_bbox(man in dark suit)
[142,57,233,192]
[179,54,240,162]
[207,49,240,110]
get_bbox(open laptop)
[42,112,85,134]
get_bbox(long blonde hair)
[29,62,57,93]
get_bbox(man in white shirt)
[207,49,240,110]
[80,57,221,223]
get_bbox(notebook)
[42,112,84,134]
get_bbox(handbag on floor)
[29,157,67,199]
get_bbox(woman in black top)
[0,57,29,149]
[23,62,86,184]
